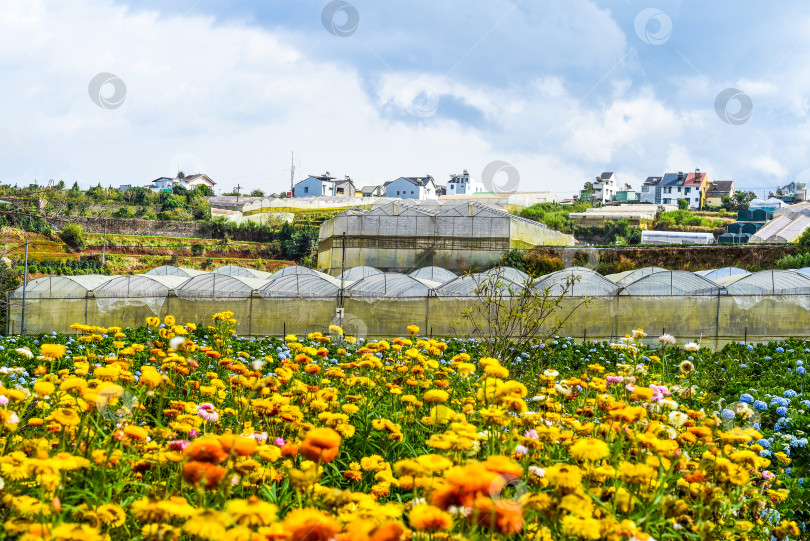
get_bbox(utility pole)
[21,239,28,335]
[235,184,242,203]
[339,231,347,326]
[290,151,295,197]
[101,219,107,269]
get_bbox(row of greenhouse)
[11,264,810,301]
[10,264,810,341]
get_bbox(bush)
[60,223,85,251]
[191,243,205,257]
[171,208,193,222]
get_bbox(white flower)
[14,347,33,359]
[168,336,187,351]
[683,342,700,352]
[529,466,546,478]
[658,333,676,345]
[668,411,689,427]
[543,369,559,378]
[514,444,529,455]
[251,359,266,371]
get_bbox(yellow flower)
[164,315,176,327]
[545,463,582,490]
[33,381,55,397]
[407,325,420,335]
[146,317,160,327]
[423,390,449,404]
[182,509,231,540]
[569,438,610,462]
[561,515,601,540]
[48,408,82,427]
[225,496,277,527]
[40,344,66,359]
[282,508,340,541]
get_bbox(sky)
[1,0,809,198]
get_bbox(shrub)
[191,243,205,257]
[60,223,85,251]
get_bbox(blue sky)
[1,0,809,197]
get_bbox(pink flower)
[515,444,529,456]
[197,403,219,422]
[274,437,286,447]
[168,440,191,451]
[189,429,199,438]
[0,396,8,406]
[625,383,635,392]
[251,432,269,442]
[523,429,538,440]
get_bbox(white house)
[446,169,485,196]
[383,176,438,200]
[593,172,617,204]
[293,173,337,198]
[150,174,216,192]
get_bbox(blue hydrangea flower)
[756,438,771,448]
[798,367,807,375]
[746,344,754,351]
[753,400,768,411]
[720,409,735,420]
[776,347,784,353]
[784,389,798,398]
[739,393,754,403]
[776,406,788,417]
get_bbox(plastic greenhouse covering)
[257,274,341,298]
[749,215,793,243]
[212,265,273,280]
[605,267,667,286]
[619,271,720,296]
[337,266,382,283]
[694,267,750,281]
[717,270,810,295]
[346,273,439,298]
[144,265,206,278]
[534,268,619,297]
[13,264,810,343]
[772,215,810,243]
[640,231,715,245]
[408,266,457,284]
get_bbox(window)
[304,187,309,193]
[664,187,672,194]
[397,191,400,195]
[663,198,672,204]
[411,191,414,194]
[685,187,691,194]
[677,187,682,193]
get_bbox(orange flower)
[218,434,258,456]
[300,427,342,463]
[182,460,227,489]
[282,509,340,541]
[471,496,523,535]
[431,462,501,510]
[281,444,299,459]
[409,504,452,532]
[183,438,228,464]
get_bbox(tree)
[177,171,186,179]
[721,190,756,211]
[194,185,214,197]
[677,198,689,210]
[452,267,588,366]
[0,263,21,334]
[250,189,266,197]
[582,181,595,202]
[56,180,65,190]
[60,223,85,251]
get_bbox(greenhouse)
[11,263,810,343]
[145,265,206,278]
[640,231,715,245]
[337,266,382,283]
[408,266,456,284]
[694,267,749,281]
[212,265,273,280]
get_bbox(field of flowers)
[0,312,807,540]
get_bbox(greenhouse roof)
[534,268,619,297]
[268,266,331,280]
[94,275,188,297]
[144,265,206,278]
[718,270,810,295]
[11,274,115,299]
[347,273,438,298]
[434,272,526,297]
[619,270,720,296]
[337,266,382,282]
[482,266,530,284]
[408,266,457,284]
[176,274,267,298]
[257,274,341,298]
[694,267,750,281]
[212,265,273,280]
[605,267,667,286]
